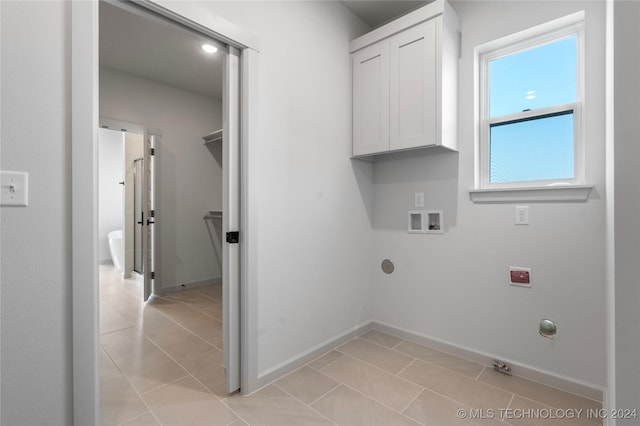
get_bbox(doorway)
[96,1,241,422]
[71,2,259,422]
[97,126,146,281]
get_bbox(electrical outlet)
[515,206,529,225]
[414,192,424,208]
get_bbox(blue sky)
[488,36,577,183]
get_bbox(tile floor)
[100,265,602,426]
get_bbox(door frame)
[71,1,260,424]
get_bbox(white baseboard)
[255,320,373,391]
[250,318,603,403]
[371,320,603,403]
[154,276,222,295]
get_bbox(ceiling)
[340,1,430,28]
[99,1,430,100]
[99,1,225,99]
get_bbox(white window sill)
[469,185,594,203]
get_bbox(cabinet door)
[389,19,438,151]
[352,41,390,156]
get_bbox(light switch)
[414,192,424,207]
[1,171,29,206]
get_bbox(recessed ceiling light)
[201,43,218,54]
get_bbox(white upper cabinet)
[352,42,390,156]
[389,20,437,151]
[350,0,460,158]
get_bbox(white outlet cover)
[414,192,424,208]
[1,171,29,206]
[515,205,529,225]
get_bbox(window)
[477,14,584,190]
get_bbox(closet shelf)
[203,129,223,145]
[203,210,223,220]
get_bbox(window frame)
[476,14,585,190]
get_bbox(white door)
[352,41,390,156]
[389,19,437,151]
[143,133,157,301]
[223,46,241,393]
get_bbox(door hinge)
[226,231,239,244]
[150,148,155,156]
[150,210,155,217]
[150,272,155,279]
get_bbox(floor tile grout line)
[406,356,490,383]
[100,270,231,424]
[475,365,486,381]
[138,373,193,397]
[134,302,221,358]
[398,385,425,415]
[390,338,406,350]
[178,361,227,401]
[395,348,486,374]
[141,291,238,416]
[277,342,433,421]
[336,341,414,373]
[395,356,418,378]
[100,345,169,426]
[506,392,516,409]
[357,330,405,350]
[193,288,223,303]
[149,295,221,328]
[471,373,558,405]
[506,392,602,425]
[99,305,133,334]
[351,335,410,353]
[277,360,322,380]
[102,302,228,399]
[312,351,346,373]
[384,358,517,416]
[142,322,218,356]
[474,364,602,409]
[272,383,339,425]
[141,330,217,375]
[330,350,421,390]
[413,387,482,418]
[99,324,136,337]
[115,410,161,426]
[390,336,491,370]
[161,309,225,351]
[102,323,205,397]
[323,339,593,425]
[335,381,429,425]
[312,352,344,372]
[305,382,343,407]
[342,336,487,383]
[163,283,222,303]
[159,291,222,315]
[218,394,260,426]
[475,361,602,405]
[152,290,222,309]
